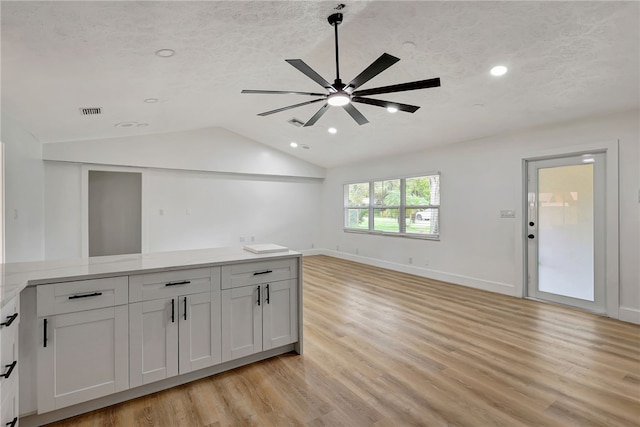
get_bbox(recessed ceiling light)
[137,123,149,127]
[290,142,298,148]
[144,98,159,103]
[115,122,137,128]
[155,49,175,58]
[301,145,310,150]
[490,65,508,76]
[328,127,337,134]
[387,106,398,113]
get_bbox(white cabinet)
[221,272,298,362]
[129,268,221,388]
[1,295,20,427]
[36,277,129,413]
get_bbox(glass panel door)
[526,153,605,313]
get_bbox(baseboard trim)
[305,250,518,297]
[618,307,640,325]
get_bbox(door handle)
[266,284,270,304]
[171,298,175,323]
[257,286,261,306]
[528,234,535,239]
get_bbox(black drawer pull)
[253,270,272,276]
[69,292,102,300]
[7,416,17,427]
[44,318,48,347]
[266,284,270,304]
[0,312,18,328]
[257,286,261,306]
[165,280,190,287]
[1,360,17,379]
[171,298,175,323]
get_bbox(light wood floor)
[47,255,640,426]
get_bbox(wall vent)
[287,118,304,127]
[80,107,102,115]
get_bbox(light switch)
[500,210,516,218]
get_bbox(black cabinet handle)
[266,284,270,304]
[257,286,261,306]
[528,234,535,239]
[0,361,17,379]
[171,299,175,323]
[44,318,48,347]
[69,292,102,300]
[0,312,18,328]
[165,280,190,287]
[6,416,17,427]
[183,297,187,320]
[253,270,272,276]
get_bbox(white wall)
[319,109,640,322]
[1,114,44,262]
[43,126,325,179]
[44,163,323,259]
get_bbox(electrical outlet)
[409,257,413,264]
[239,236,245,242]
[355,248,359,255]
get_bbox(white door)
[263,280,298,351]
[38,306,129,413]
[178,291,221,373]
[526,153,606,313]
[221,286,261,362]
[129,298,178,387]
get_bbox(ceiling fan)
[241,12,441,127]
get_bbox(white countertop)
[0,246,301,308]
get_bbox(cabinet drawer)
[1,383,19,427]
[0,295,19,334]
[130,267,219,302]
[221,258,298,289]
[37,276,128,317]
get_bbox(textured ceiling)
[2,1,639,168]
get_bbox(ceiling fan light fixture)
[327,92,351,107]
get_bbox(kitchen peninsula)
[0,246,302,426]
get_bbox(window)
[344,174,440,239]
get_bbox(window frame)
[343,172,440,240]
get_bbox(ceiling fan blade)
[242,89,327,96]
[352,97,420,113]
[344,53,400,92]
[257,98,326,116]
[286,59,336,92]
[343,103,369,125]
[303,103,330,127]
[353,77,441,97]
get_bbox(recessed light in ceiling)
[490,65,508,76]
[137,123,149,127]
[328,127,337,134]
[144,98,159,103]
[115,122,137,128]
[155,49,175,58]
[290,142,298,148]
[387,106,398,113]
[301,145,310,150]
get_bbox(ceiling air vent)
[80,107,102,115]
[287,118,304,127]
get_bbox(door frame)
[81,164,147,257]
[521,140,619,318]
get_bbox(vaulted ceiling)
[2,1,638,168]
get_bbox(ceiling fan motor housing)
[328,13,343,26]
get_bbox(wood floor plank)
[45,255,640,426]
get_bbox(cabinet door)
[129,298,178,388]
[263,280,298,351]
[178,291,221,374]
[221,286,261,362]
[37,306,128,413]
